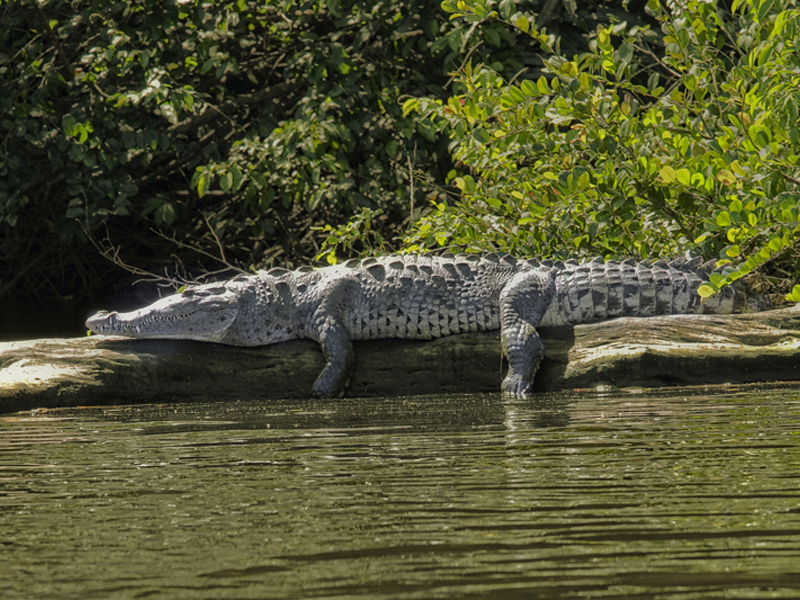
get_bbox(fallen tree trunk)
[2,307,799,413]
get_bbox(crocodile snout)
[86,310,118,334]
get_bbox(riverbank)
[2,306,799,413]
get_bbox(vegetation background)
[1,0,798,336]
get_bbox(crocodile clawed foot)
[501,373,532,398]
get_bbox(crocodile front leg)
[499,269,556,397]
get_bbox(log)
[1,307,799,413]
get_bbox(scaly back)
[290,253,526,340]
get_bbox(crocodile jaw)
[86,287,239,343]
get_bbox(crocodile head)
[86,280,245,343]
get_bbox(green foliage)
[1,0,536,301]
[314,207,388,265]
[404,0,800,292]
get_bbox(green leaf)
[196,173,208,198]
[716,211,731,227]
[62,114,78,136]
[694,231,713,243]
[697,283,717,298]
[675,168,691,185]
[154,202,176,225]
[618,43,634,64]
[201,59,216,74]
[229,166,244,192]
[402,98,420,117]
[768,236,783,252]
[220,171,233,192]
[66,198,84,219]
[508,85,525,103]
[730,160,747,177]
[660,165,677,183]
[536,76,549,94]
[520,79,537,98]
[786,284,800,303]
[484,27,500,46]
[757,0,775,22]
[472,128,491,143]
[676,28,690,49]
[716,169,736,184]
[486,197,503,209]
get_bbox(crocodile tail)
[545,257,767,325]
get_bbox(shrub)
[402,0,800,298]
[0,0,527,301]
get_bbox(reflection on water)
[2,386,800,599]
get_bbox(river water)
[2,386,800,599]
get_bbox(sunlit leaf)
[697,283,717,298]
[716,211,731,227]
[716,169,736,184]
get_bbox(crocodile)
[85,253,770,397]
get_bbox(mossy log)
[2,307,799,413]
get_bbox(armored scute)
[86,253,770,397]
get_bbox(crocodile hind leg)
[499,269,556,397]
[309,285,356,397]
[310,314,355,397]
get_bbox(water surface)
[3,387,800,599]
